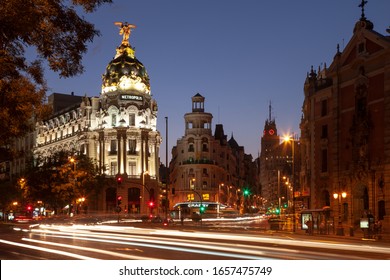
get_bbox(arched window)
[188,138,194,152]
[202,137,209,152]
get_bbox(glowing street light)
[334,191,347,236]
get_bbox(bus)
[171,202,237,218]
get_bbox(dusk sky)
[43,0,390,162]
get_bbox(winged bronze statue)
[114,22,136,45]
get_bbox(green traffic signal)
[243,188,250,196]
[199,205,205,213]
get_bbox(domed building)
[31,22,162,215]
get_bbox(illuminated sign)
[120,94,143,101]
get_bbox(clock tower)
[261,102,279,155]
[259,102,281,209]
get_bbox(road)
[1,221,390,260]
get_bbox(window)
[111,114,117,127]
[321,125,328,139]
[321,99,328,117]
[110,140,117,155]
[128,161,136,176]
[129,113,135,126]
[110,162,117,175]
[321,148,328,173]
[358,42,365,53]
[188,143,194,152]
[128,139,136,154]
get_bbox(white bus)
[172,202,237,218]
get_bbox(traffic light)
[117,195,122,205]
[275,207,280,214]
[117,177,122,185]
[26,205,32,212]
[243,188,250,196]
[199,204,205,214]
[148,201,155,208]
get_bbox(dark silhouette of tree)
[0,0,112,148]
[24,150,105,214]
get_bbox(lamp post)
[142,170,149,215]
[217,183,224,218]
[283,134,296,232]
[333,191,347,236]
[277,170,281,218]
[69,157,77,216]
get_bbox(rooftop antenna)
[269,100,272,121]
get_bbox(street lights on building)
[333,191,347,236]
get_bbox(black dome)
[102,48,150,89]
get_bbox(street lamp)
[333,191,347,236]
[283,134,296,232]
[69,157,77,216]
[141,170,149,214]
[217,183,224,218]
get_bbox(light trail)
[31,227,275,259]
[151,228,390,255]
[22,238,157,260]
[0,238,96,260]
[21,224,390,259]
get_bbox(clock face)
[269,129,275,135]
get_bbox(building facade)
[15,23,162,215]
[300,13,390,232]
[169,94,259,213]
[259,105,300,215]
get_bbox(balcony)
[182,158,216,165]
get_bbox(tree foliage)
[0,0,112,147]
[24,150,103,212]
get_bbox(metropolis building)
[16,23,162,214]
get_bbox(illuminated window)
[112,114,117,127]
[129,114,135,126]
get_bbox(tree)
[0,0,112,148]
[23,150,105,214]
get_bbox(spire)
[269,101,272,122]
[358,0,368,21]
[354,0,373,32]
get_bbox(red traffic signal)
[117,177,122,184]
[117,196,122,205]
[148,201,155,207]
[26,205,32,211]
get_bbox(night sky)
[42,0,390,162]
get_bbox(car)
[14,215,34,223]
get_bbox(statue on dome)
[114,21,136,46]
